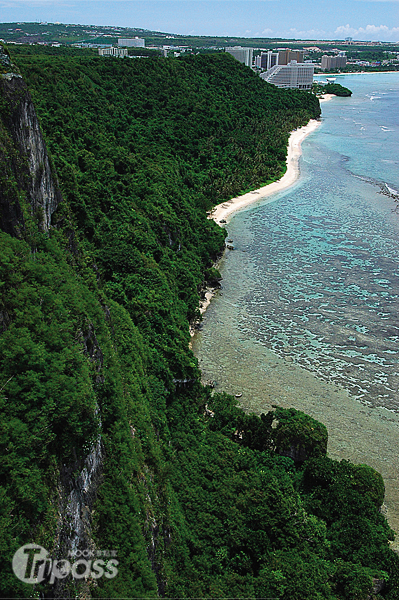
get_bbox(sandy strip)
[209,118,322,225]
[190,286,217,339]
[192,108,335,336]
[320,71,399,76]
[319,93,335,103]
[192,118,322,336]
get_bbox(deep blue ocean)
[193,73,399,531]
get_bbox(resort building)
[255,51,279,70]
[321,52,347,70]
[98,47,128,57]
[260,61,314,89]
[225,46,253,68]
[118,37,145,48]
[278,49,305,65]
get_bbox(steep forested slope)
[0,45,398,599]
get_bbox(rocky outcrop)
[49,324,105,597]
[371,577,386,596]
[277,438,309,463]
[0,73,62,235]
[272,407,328,464]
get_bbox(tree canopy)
[0,47,397,599]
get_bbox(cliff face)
[0,69,105,598]
[51,326,105,598]
[52,438,103,598]
[0,66,162,599]
[0,73,61,235]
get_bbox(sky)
[1,0,399,42]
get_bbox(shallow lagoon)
[193,73,399,541]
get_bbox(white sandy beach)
[191,117,322,336]
[190,103,335,337]
[209,118,322,225]
[209,94,335,226]
[319,93,335,103]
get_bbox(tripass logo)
[12,544,118,584]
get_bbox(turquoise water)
[193,74,399,533]
[194,73,399,412]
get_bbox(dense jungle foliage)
[313,82,353,97]
[1,45,398,599]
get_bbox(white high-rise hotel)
[225,46,253,67]
[260,61,314,90]
[226,46,314,90]
[321,52,347,71]
[118,37,145,48]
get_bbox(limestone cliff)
[0,65,61,235]
[0,63,103,598]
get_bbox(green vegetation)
[313,82,353,97]
[322,83,352,97]
[0,21,150,45]
[0,41,18,75]
[0,45,398,598]
[2,21,399,74]
[0,21,296,47]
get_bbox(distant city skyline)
[1,0,399,42]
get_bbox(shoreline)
[190,110,331,338]
[316,70,399,77]
[208,117,323,226]
[192,84,399,541]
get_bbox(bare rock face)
[50,325,105,597]
[0,45,13,71]
[0,74,62,234]
[277,439,309,463]
[371,577,386,595]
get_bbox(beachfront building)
[268,51,279,69]
[118,37,145,48]
[278,49,305,65]
[260,61,314,89]
[254,53,267,69]
[225,46,253,68]
[321,52,347,70]
[255,51,279,70]
[98,47,128,57]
